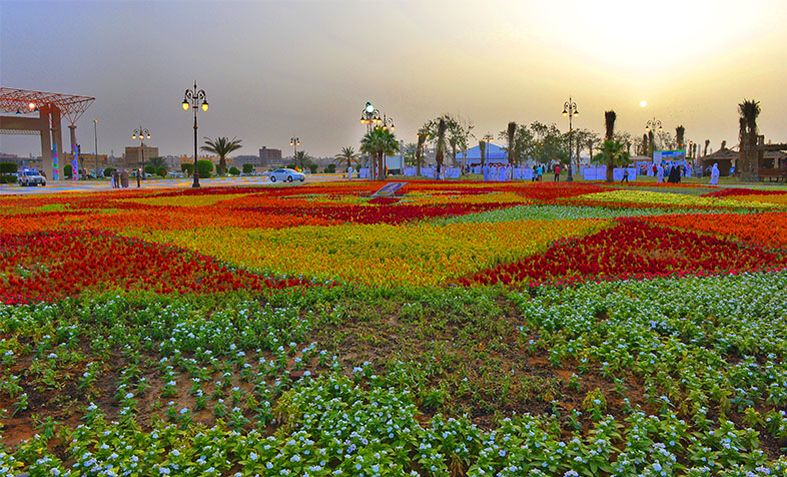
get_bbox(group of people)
[482,163,514,182]
[653,162,685,184]
[111,169,130,188]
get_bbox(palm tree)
[434,118,447,176]
[703,139,710,157]
[335,146,359,170]
[603,111,616,182]
[360,126,399,180]
[506,122,517,166]
[738,99,761,181]
[201,136,242,175]
[593,139,631,175]
[416,132,428,177]
[294,151,310,170]
[676,126,685,150]
[479,140,487,169]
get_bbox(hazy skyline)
[1,0,786,159]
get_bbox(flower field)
[1,180,786,475]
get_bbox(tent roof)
[457,143,508,160]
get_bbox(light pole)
[645,117,663,157]
[290,137,301,169]
[182,81,208,188]
[93,119,99,179]
[131,126,151,186]
[562,97,579,182]
[359,101,383,179]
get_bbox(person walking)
[120,169,129,188]
[621,168,629,183]
[553,164,561,182]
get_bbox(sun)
[639,100,648,108]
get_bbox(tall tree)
[641,133,648,156]
[360,126,399,180]
[479,141,487,168]
[334,146,359,170]
[506,122,517,166]
[434,118,447,176]
[201,136,242,175]
[416,131,428,177]
[676,126,685,150]
[738,99,761,181]
[703,139,710,157]
[603,111,616,182]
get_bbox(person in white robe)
[709,163,720,185]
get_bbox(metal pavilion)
[0,86,95,180]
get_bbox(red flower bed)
[239,202,517,225]
[702,188,787,198]
[0,231,315,304]
[507,182,605,202]
[461,220,787,287]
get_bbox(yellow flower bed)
[135,218,607,287]
[119,193,250,207]
[726,193,787,207]
[571,190,776,209]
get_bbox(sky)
[1,0,786,159]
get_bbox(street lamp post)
[93,119,99,179]
[290,137,301,168]
[645,117,663,158]
[182,81,208,188]
[131,126,151,187]
[562,97,579,182]
[359,101,383,179]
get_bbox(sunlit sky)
[1,0,786,158]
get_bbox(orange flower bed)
[644,212,787,249]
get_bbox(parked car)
[18,169,46,187]
[265,168,305,183]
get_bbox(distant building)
[0,152,41,169]
[234,155,261,168]
[259,147,283,166]
[121,145,159,170]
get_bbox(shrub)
[64,164,73,179]
[0,175,16,184]
[182,163,194,176]
[103,168,116,178]
[143,165,156,175]
[308,164,319,174]
[324,164,336,173]
[0,162,18,174]
[242,163,254,174]
[229,166,240,176]
[157,167,167,178]
[286,163,296,170]
[196,160,214,178]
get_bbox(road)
[0,174,345,195]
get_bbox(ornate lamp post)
[131,126,151,186]
[182,81,208,188]
[359,101,383,179]
[289,137,301,168]
[562,97,579,182]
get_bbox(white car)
[266,168,305,183]
[18,170,47,187]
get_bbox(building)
[259,146,282,166]
[121,145,159,170]
[234,155,261,168]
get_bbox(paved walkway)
[0,174,344,195]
